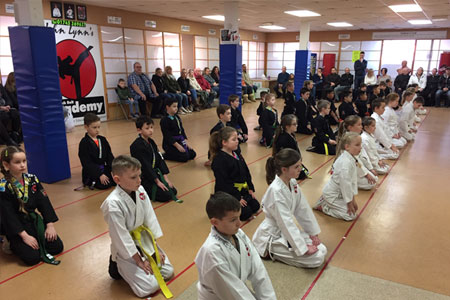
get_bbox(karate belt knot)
[234,182,249,192]
[130,225,173,299]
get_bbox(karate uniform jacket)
[130,135,169,183]
[229,107,248,135]
[160,114,187,150]
[253,176,321,257]
[338,101,357,120]
[78,133,114,182]
[294,98,312,129]
[361,131,383,167]
[371,112,393,149]
[101,185,163,261]
[274,131,299,154]
[312,114,335,147]
[195,226,277,300]
[323,151,358,204]
[381,106,400,136]
[356,147,374,179]
[282,91,296,116]
[399,101,417,135]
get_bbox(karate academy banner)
[45,20,106,124]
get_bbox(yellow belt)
[324,134,329,156]
[130,225,173,299]
[234,182,249,192]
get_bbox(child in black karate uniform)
[205,104,233,167]
[309,100,337,155]
[295,88,313,135]
[0,146,63,266]
[355,90,370,118]
[160,98,196,162]
[78,113,115,190]
[228,95,248,143]
[210,127,260,221]
[260,93,279,148]
[324,89,339,125]
[130,116,180,203]
[282,82,297,117]
[254,91,268,131]
[338,91,358,121]
[273,114,310,180]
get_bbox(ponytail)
[265,148,301,184]
[1,146,27,213]
[273,114,297,156]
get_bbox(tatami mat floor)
[0,100,448,300]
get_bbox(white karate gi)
[316,151,358,221]
[101,186,174,298]
[356,147,378,190]
[399,101,416,141]
[381,107,407,148]
[361,131,390,174]
[252,176,327,268]
[195,227,276,300]
[371,112,400,159]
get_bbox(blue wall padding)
[9,26,71,183]
[294,50,311,99]
[219,44,242,107]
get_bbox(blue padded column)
[294,50,311,99]
[219,44,242,107]
[9,26,71,183]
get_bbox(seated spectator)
[324,67,340,90]
[394,68,411,97]
[364,69,377,87]
[288,73,295,84]
[194,68,216,107]
[116,78,139,119]
[178,69,200,112]
[408,67,427,93]
[242,64,257,103]
[435,67,450,107]
[423,68,440,106]
[0,83,19,146]
[128,62,162,118]
[335,67,353,99]
[211,66,220,84]
[203,67,220,97]
[187,69,209,108]
[377,67,391,84]
[4,72,18,110]
[276,66,290,98]
[163,66,190,114]
[312,67,324,99]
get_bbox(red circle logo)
[56,40,96,99]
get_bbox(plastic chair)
[114,87,129,120]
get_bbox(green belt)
[29,212,60,265]
[151,168,182,203]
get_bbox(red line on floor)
[301,111,430,300]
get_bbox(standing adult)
[422,68,440,106]
[396,61,412,76]
[435,67,450,107]
[354,51,367,92]
[276,66,290,98]
[128,62,162,117]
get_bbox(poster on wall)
[45,20,106,125]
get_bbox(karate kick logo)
[56,40,96,100]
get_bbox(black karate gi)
[78,133,115,189]
[160,114,196,162]
[338,101,358,121]
[355,99,369,118]
[294,99,313,135]
[211,150,260,221]
[273,132,309,180]
[282,91,296,117]
[311,114,336,155]
[130,135,177,202]
[0,174,63,265]
[229,107,248,142]
[260,107,279,147]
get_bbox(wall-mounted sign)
[372,31,446,40]
[52,19,86,27]
[295,35,299,41]
[181,25,190,32]
[208,29,216,35]
[107,16,121,25]
[252,34,258,40]
[339,34,350,40]
[5,3,14,14]
[145,20,156,28]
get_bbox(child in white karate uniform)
[337,116,378,190]
[101,155,174,298]
[252,149,327,268]
[370,99,400,160]
[314,132,361,221]
[381,93,407,148]
[399,92,421,141]
[195,192,276,300]
[361,117,390,174]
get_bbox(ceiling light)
[259,25,286,30]
[432,16,448,22]
[327,22,353,27]
[408,19,432,25]
[202,15,225,21]
[388,4,422,13]
[284,10,321,17]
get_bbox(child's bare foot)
[306,245,318,255]
[204,160,211,167]
[310,235,321,246]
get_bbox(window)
[242,41,265,79]
[146,30,164,76]
[194,36,219,71]
[163,32,181,78]
[0,16,16,85]
[266,42,298,78]
[381,40,415,79]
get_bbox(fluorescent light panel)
[259,25,286,30]
[202,15,225,21]
[327,22,353,27]
[388,4,422,13]
[284,10,320,17]
[408,19,432,25]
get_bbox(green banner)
[352,51,361,63]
